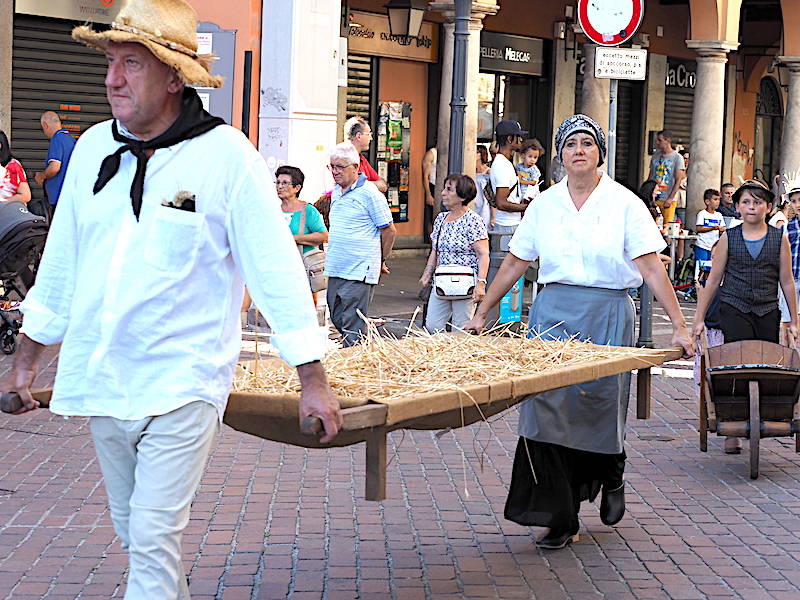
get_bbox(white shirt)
[489,153,523,226]
[695,209,725,250]
[769,210,788,232]
[508,173,666,289]
[21,120,326,421]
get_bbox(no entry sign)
[578,0,644,47]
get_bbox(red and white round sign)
[578,0,644,47]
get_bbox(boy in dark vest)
[693,179,798,346]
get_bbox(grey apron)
[518,283,635,454]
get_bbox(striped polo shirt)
[325,174,393,285]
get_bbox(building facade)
[2,0,261,211]
[1,0,795,242]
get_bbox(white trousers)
[425,293,475,333]
[90,401,219,600]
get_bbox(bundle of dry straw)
[233,326,664,405]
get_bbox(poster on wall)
[377,101,411,223]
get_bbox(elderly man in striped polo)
[325,142,396,346]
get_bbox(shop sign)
[347,11,438,63]
[479,32,544,76]
[666,59,697,89]
[15,0,121,23]
[594,47,647,80]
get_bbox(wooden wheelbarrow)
[226,346,682,500]
[700,340,800,479]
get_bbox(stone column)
[258,0,340,198]
[434,18,454,200]
[551,38,579,161]
[580,43,610,131]
[641,53,666,181]
[429,1,498,203]
[779,57,800,179]
[684,40,738,222]
[0,1,12,137]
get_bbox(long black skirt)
[504,438,626,533]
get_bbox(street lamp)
[384,0,427,38]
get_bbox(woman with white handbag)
[419,174,489,333]
[276,166,328,302]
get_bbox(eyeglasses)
[328,164,355,172]
[275,180,294,186]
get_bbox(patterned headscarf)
[554,114,607,167]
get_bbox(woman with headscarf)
[465,114,693,549]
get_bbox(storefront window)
[477,72,496,141]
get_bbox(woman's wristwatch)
[476,277,487,284]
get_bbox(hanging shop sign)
[479,32,544,77]
[347,11,438,63]
[15,0,121,23]
[578,0,644,47]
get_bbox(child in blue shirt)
[516,138,544,202]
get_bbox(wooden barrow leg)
[699,354,708,452]
[365,427,388,501]
[636,368,652,420]
[749,381,760,480]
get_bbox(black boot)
[600,481,625,526]
[535,526,579,549]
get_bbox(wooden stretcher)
[699,340,800,479]
[225,346,683,500]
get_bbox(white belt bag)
[433,264,475,300]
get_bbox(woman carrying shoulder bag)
[419,174,489,333]
[278,166,328,303]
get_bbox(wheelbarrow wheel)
[749,381,760,480]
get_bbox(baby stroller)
[0,201,48,354]
[672,253,697,302]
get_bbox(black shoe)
[535,527,578,550]
[600,481,625,526]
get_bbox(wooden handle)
[300,416,323,436]
[0,392,23,414]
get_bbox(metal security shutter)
[11,15,112,208]
[663,86,694,149]
[615,80,633,184]
[345,54,378,164]
[346,55,374,121]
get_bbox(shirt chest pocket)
[143,206,206,275]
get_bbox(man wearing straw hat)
[0,0,343,597]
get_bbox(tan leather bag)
[297,205,327,292]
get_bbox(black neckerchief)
[93,87,225,220]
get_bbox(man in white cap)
[0,0,342,597]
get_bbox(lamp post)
[384,0,427,38]
[447,0,470,175]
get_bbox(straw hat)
[72,0,223,89]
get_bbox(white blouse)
[508,172,666,289]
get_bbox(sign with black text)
[594,47,647,80]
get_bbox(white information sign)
[196,33,213,55]
[594,47,648,80]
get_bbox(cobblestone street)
[1,287,800,599]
